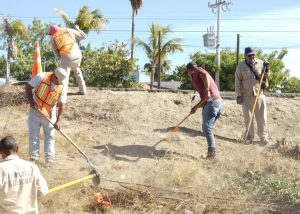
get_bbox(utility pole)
[236,34,240,65]
[130,9,135,74]
[208,0,232,89]
[158,31,161,89]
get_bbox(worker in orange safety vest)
[49,25,87,95]
[25,68,67,167]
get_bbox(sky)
[1,0,300,78]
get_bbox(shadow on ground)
[153,126,239,143]
[93,138,199,162]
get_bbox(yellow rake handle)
[245,69,266,138]
[172,98,207,131]
[173,113,192,131]
[48,174,97,193]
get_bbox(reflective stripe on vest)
[52,29,75,55]
[35,72,63,118]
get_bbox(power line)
[99,29,300,33]
[6,15,300,21]
[181,45,300,49]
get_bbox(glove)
[263,61,269,72]
[236,96,243,105]
[191,95,196,102]
[74,25,80,30]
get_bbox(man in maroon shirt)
[186,62,222,159]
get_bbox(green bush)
[242,169,300,206]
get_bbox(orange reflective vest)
[35,72,64,118]
[52,29,75,55]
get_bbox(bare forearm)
[203,74,210,90]
[25,84,35,108]
[56,103,65,123]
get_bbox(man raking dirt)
[185,62,222,159]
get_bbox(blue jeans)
[202,99,222,153]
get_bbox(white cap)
[54,68,67,85]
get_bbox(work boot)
[76,91,86,95]
[260,138,269,146]
[206,151,216,160]
[45,159,55,168]
[245,139,253,145]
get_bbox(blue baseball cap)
[244,47,256,55]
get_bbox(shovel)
[172,98,207,132]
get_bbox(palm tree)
[143,59,172,80]
[0,16,28,84]
[55,6,108,34]
[130,0,143,72]
[136,23,184,89]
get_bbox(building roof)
[145,81,181,90]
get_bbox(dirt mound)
[0,86,27,107]
[0,86,299,213]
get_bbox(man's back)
[0,155,48,214]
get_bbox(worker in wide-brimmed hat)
[0,136,48,213]
[25,68,68,167]
[49,24,87,95]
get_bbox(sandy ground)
[0,86,299,213]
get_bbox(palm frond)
[162,38,184,54]
[1,17,28,59]
[130,0,143,14]
[75,5,108,34]
[54,7,74,28]
[135,38,152,58]
[135,22,184,71]
[11,20,29,39]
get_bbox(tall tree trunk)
[151,63,156,89]
[130,9,135,73]
[158,31,161,89]
[6,55,10,85]
[6,38,12,85]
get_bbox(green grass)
[241,169,300,206]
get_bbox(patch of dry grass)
[1,86,299,213]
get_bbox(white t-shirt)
[29,72,67,104]
[0,155,48,214]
